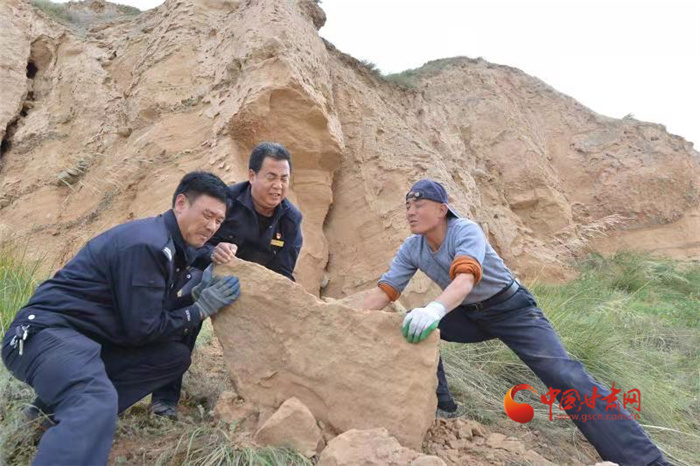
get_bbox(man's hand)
[191,264,213,300]
[402,301,448,343]
[195,275,240,319]
[211,242,237,265]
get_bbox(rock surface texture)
[2,1,696,464]
[317,428,446,466]
[213,260,440,450]
[253,397,324,458]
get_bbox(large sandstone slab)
[212,260,440,449]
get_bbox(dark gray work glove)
[191,264,214,300]
[195,275,240,319]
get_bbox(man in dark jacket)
[148,143,304,416]
[1,171,240,466]
[198,142,303,279]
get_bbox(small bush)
[383,72,418,89]
[359,59,382,78]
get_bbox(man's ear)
[248,169,256,183]
[174,193,189,212]
[439,203,449,218]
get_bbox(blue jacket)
[194,182,303,281]
[12,210,202,347]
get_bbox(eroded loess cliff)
[0,0,697,309]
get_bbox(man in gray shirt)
[361,179,667,466]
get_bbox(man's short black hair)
[172,171,228,207]
[249,142,292,174]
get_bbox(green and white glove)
[191,264,214,300]
[402,301,447,344]
[195,275,240,319]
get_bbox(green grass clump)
[147,422,313,466]
[115,3,141,16]
[442,252,699,465]
[0,370,40,465]
[29,0,72,23]
[0,243,45,464]
[29,0,141,32]
[113,406,313,465]
[0,243,43,337]
[383,70,420,89]
[383,57,470,89]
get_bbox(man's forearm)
[361,287,392,310]
[434,273,475,312]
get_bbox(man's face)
[406,198,447,235]
[249,156,290,214]
[173,194,226,248]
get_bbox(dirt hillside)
[1,0,698,307]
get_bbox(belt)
[461,280,520,312]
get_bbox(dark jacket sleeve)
[268,211,303,281]
[191,244,214,270]
[111,243,201,346]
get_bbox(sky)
[54,0,700,146]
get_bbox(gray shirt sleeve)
[378,237,418,293]
[452,221,487,265]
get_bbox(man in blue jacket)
[1,172,240,466]
[148,142,303,417]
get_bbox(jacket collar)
[163,209,196,264]
[232,181,290,223]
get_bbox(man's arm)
[430,220,485,312]
[211,242,237,265]
[402,272,478,344]
[403,223,484,343]
[191,243,215,269]
[192,243,238,269]
[362,273,474,312]
[361,287,392,310]
[112,244,202,346]
[362,239,418,310]
[432,273,476,312]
